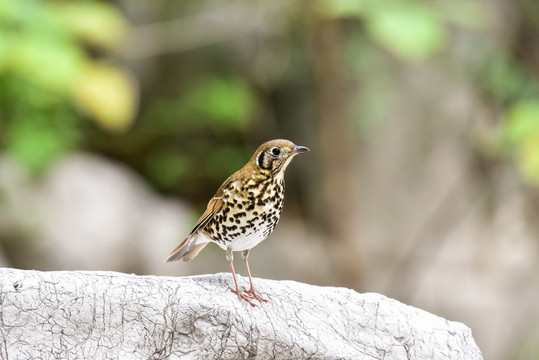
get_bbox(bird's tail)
[164,235,208,262]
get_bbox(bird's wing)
[164,190,224,262]
[164,176,239,263]
[189,189,224,236]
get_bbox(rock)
[0,267,482,359]
[0,154,193,274]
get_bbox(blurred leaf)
[436,0,486,28]
[187,78,254,129]
[206,146,247,180]
[73,62,139,133]
[517,134,539,185]
[0,0,43,24]
[57,2,127,50]
[503,99,539,186]
[317,0,367,18]
[10,31,85,94]
[6,117,74,173]
[504,100,539,144]
[483,55,534,101]
[366,3,446,61]
[0,0,17,21]
[145,151,191,191]
[0,32,8,73]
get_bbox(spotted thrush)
[165,139,309,306]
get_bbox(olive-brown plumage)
[165,139,309,306]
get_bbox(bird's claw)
[229,287,268,306]
[229,287,257,307]
[243,288,269,303]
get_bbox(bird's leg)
[226,247,256,307]
[241,249,269,303]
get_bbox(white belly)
[226,231,267,251]
[197,229,268,252]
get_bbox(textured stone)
[0,268,482,359]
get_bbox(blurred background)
[1,0,539,358]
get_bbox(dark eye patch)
[257,151,267,169]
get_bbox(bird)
[165,139,309,306]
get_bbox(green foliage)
[1,1,84,93]
[144,150,192,192]
[206,145,248,180]
[505,100,539,145]
[10,32,85,94]
[365,2,446,61]
[135,76,256,194]
[1,0,536,196]
[0,0,133,173]
[318,0,368,17]
[479,51,539,186]
[5,115,76,173]
[482,54,537,101]
[504,100,539,184]
[319,0,485,61]
[58,1,127,50]
[319,0,473,61]
[517,134,539,185]
[183,77,255,130]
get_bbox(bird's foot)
[229,287,257,307]
[243,287,269,303]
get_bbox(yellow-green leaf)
[10,32,85,93]
[505,99,539,144]
[73,62,139,133]
[517,134,539,185]
[57,1,127,50]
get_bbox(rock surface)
[0,268,482,359]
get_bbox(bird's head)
[250,139,309,175]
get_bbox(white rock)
[0,154,193,273]
[0,267,482,360]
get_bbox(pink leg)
[242,251,268,303]
[227,250,256,307]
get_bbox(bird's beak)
[291,145,310,154]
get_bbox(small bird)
[165,139,309,306]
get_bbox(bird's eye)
[271,147,281,156]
